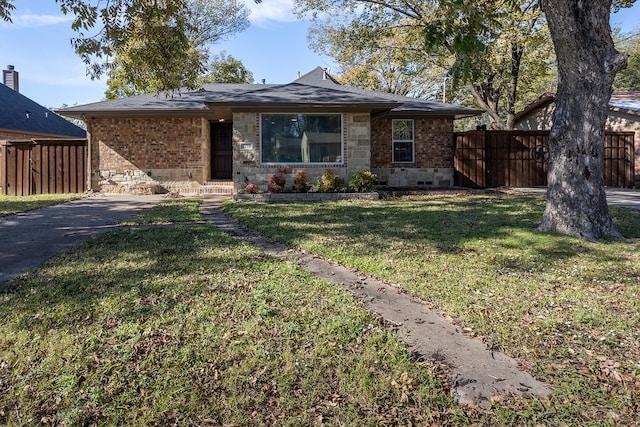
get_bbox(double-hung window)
[260,113,343,164]
[392,119,414,163]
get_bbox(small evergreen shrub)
[349,171,377,192]
[294,170,311,193]
[317,169,344,193]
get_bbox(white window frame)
[392,119,415,163]
[259,113,344,165]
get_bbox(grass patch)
[0,194,83,217]
[121,199,204,225]
[0,204,465,425]
[224,191,640,425]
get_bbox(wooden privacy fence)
[454,131,635,188]
[0,139,87,196]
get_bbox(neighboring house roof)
[58,67,482,120]
[0,83,87,138]
[515,91,640,122]
[609,92,640,116]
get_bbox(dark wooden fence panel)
[1,139,87,196]
[484,131,549,188]
[1,141,33,196]
[454,131,635,188]
[603,133,635,188]
[454,132,486,188]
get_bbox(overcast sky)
[0,0,638,108]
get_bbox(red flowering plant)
[268,168,288,193]
[244,182,258,193]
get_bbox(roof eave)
[608,106,640,117]
[374,109,483,120]
[204,101,403,113]
[56,108,212,119]
[0,127,86,139]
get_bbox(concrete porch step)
[182,181,234,195]
[178,181,234,196]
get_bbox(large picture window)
[261,113,343,164]
[392,119,414,163]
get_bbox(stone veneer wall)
[370,117,455,187]
[89,117,209,193]
[231,112,371,192]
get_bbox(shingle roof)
[0,83,86,138]
[58,67,482,119]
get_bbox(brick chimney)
[3,65,19,92]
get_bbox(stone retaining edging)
[233,192,379,202]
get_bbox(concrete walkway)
[200,199,553,407]
[0,194,165,284]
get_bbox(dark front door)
[211,122,233,180]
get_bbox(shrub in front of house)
[349,171,377,193]
[294,170,311,193]
[268,167,290,193]
[245,182,258,193]
[268,174,286,193]
[317,169,344,193]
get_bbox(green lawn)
[0,194,84,217]
[0,201,463,426]
[224,192,640,425]
[1,195,638,425]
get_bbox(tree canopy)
[103,0,249,98]
[199,52,254,84]
[297,0,555,129]
[1,0,248,93]
[614,31,640,90]
[306,8,450,99]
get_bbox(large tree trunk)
[537,0,626,240]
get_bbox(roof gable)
[293,67,342,87]
[0,83,86,138]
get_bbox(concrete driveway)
[603,189,640,210]
[0,194,164,284]
[517,187,640,210]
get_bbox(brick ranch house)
[58,67,481,195]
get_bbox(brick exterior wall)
[88,117,209,193]
[82,113,458,194]
[232,112,371,192]
[371,117,455,187]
